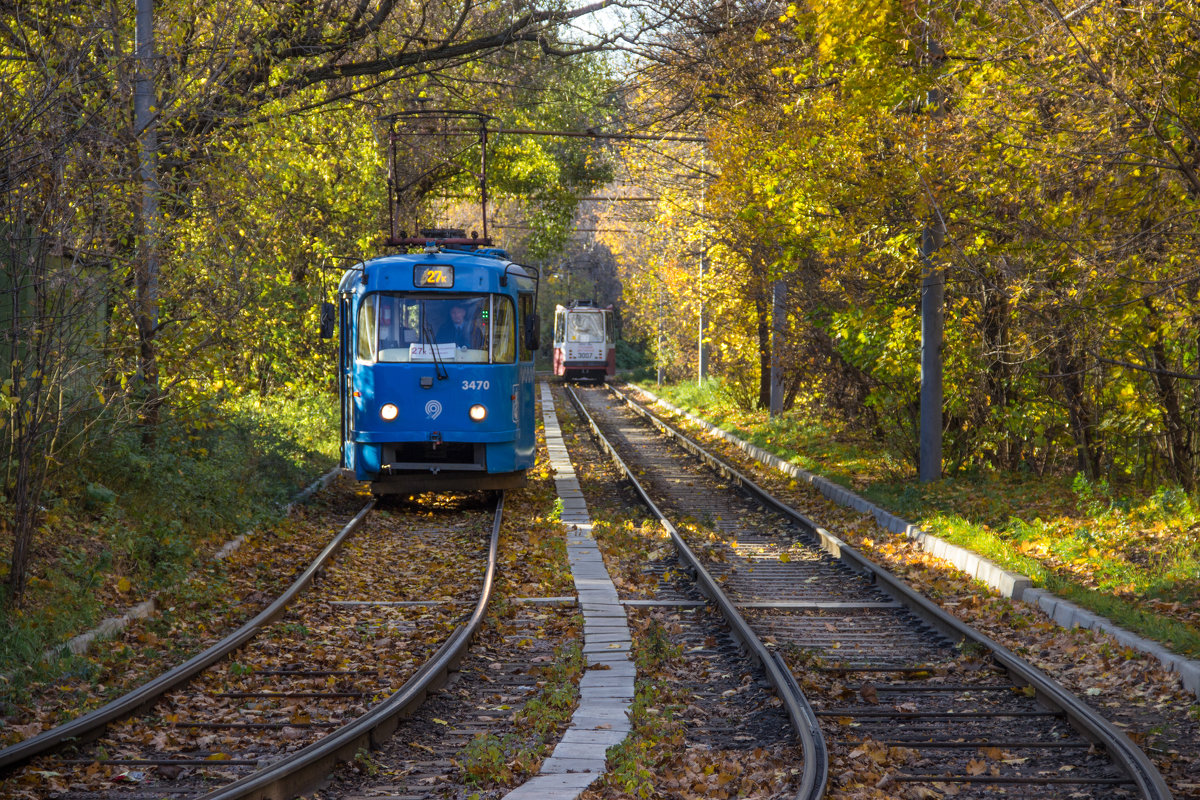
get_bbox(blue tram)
[333,245,539,493]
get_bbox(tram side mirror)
[524,313,541,351]
[318,301,336,339]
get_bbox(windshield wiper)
[423,321,448,380]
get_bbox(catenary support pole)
[918,220,945,482]
[657,285,665,386]
[769,279,785,418]
[698,256,708,385]
[134,0,161,430]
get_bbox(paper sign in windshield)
[409,343,458,361]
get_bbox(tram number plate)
[462,380,490,390]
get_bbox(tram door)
[339,292,355,470]
[517,292,537,463]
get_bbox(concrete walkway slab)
[501,384,636,800]
[503,773,599,799]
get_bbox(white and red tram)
[552,300,615,381]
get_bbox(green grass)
[905,507,1200,657]
[648,378,906,486]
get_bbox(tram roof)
[338,248,535,294]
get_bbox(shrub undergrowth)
[0,389,338,683]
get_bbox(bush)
[0,388,339,678]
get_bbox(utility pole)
[135,0,161,433]
[769,279,785,418]
[918,34,947,483]
[698,256,708,385]
[698,162,709,386]
[918,219,944,481]
[657,283,665,386]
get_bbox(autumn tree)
[0,0,643,604]
[615,0,1200,488]
[1,6,135,605]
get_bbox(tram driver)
[438,302,485,349]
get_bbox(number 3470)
[462,380,490,390]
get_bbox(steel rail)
[0,499,376,774]
[564,385,828,800]
[604,382,1173,800]
[195,490,504,800]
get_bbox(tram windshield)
[357,293,515,364]
[566,311,606,343]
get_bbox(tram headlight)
[380,403,399,421]
[469,404,487,422]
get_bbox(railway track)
[566,383,1172,800]
[0,493,503,800]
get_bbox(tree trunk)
[755,287,771,410]
[1144,299,1195,491]
[135,0,161,443]
[6,437,41,607]
[1053,337,1099,478]
[4,241,49,608]
[136,307,161,442]
[980,272,1017,468]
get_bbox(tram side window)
[493,296,516,363]
[356,297,376,361]
[518,294,533,361]
[554,311,565,344]
[604,311,615,343]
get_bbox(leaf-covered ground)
[6,499,495,797]
[493,423,576,600]
[630,385,1200,796]
[554,384,810,799]
[584,609,805,800]
[1,477,370,743]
